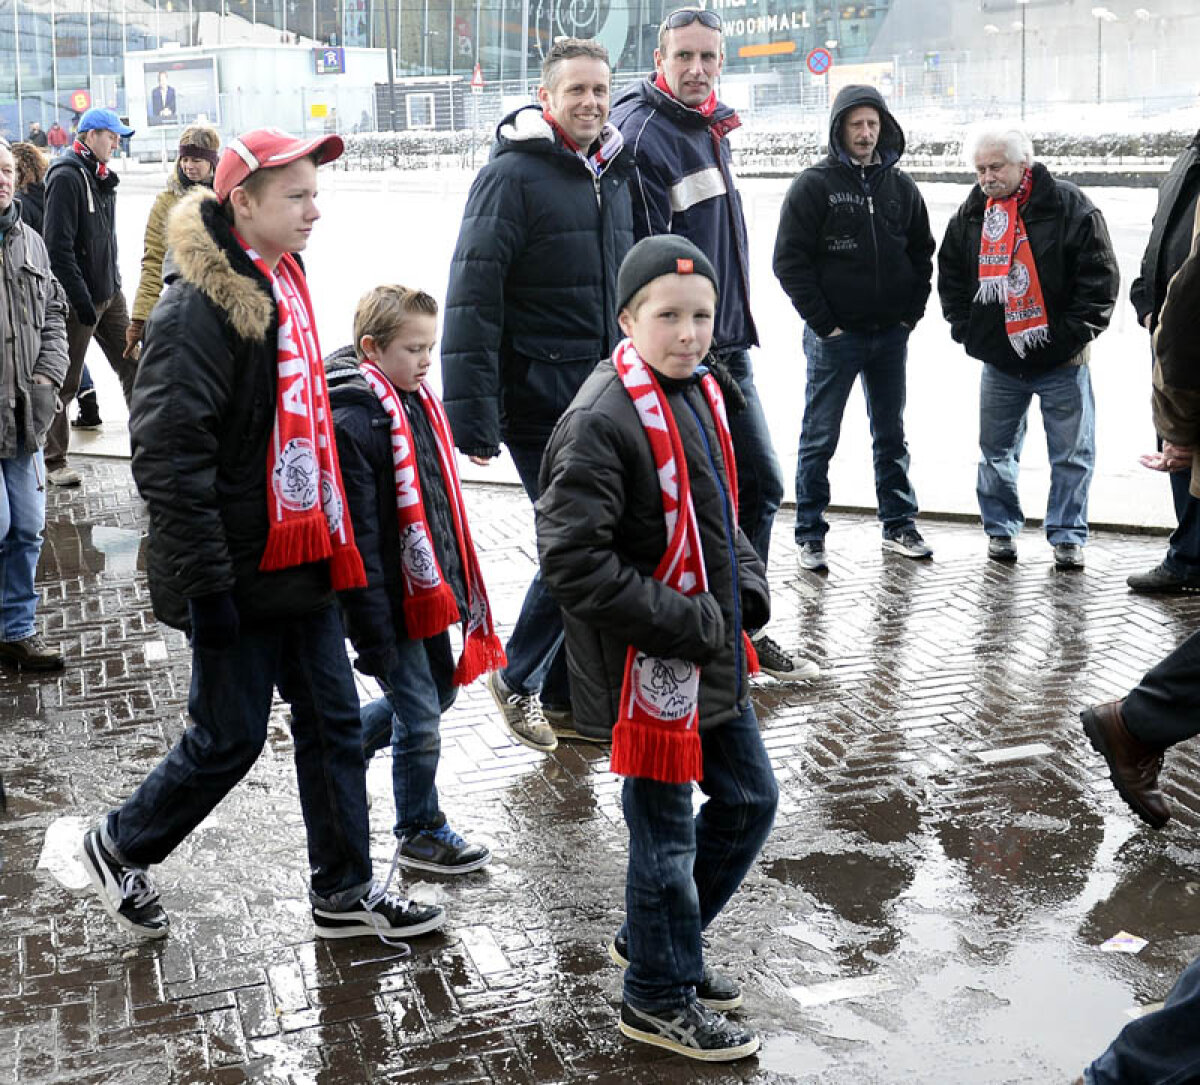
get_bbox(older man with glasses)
[611,6,816,686]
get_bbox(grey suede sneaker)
[487,671,557,752]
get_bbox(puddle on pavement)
[41,520,146,579]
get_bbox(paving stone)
[4,459,1200,1082]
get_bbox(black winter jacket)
[772,84,934,337]
[937,163,1119,377]
[326,347,466,680]
[16,181,46,236]
[441,106,634,456]
[536,359,769,740]
[610,78,758,354]
[43,149,121,324]
[130,189,334,632]
[1130,131,1200,330]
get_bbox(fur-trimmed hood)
[165,187,275,341]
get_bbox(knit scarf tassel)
[610,691,704,785]
[246,243,366,591]
[358,361,506,688]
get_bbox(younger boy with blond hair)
[327,284,503,874]
[535,235,778,1061]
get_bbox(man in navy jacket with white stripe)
[610,7,812,683]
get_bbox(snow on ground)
[87,168,1171,544]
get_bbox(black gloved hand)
[74,301,98,327]
[705,354,748,413]
[187,591,240,650]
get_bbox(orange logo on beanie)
[676,258,694,274]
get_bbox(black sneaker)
[79,829,169,939]
[619,1000,759,1062]
[0,633,65,671]
[312,883,446,940]
[796,540,828,572]
[608,935,743,1011]
[397,824,491,875]
[750,632,819,683]
[1054,543,1085,569]
[987,536,1018,562]
[882,528,933,559]
[1127,562,1200,594]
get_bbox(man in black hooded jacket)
[773,84,935,574]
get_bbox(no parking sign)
[806,47,832,76]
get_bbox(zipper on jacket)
[860,165,881,307]
[681,392,744,702]
[592,173,601,208]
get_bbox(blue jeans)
[0,444,46,642]
[977,363,1095,546]
[361,635,458,837]
[500,441,570,707]
[1085,953,1200,1084]
[104,605,372,909]
[794,326,918,542]
[1164,471,1200,577]
[620,704,778,1011]
[719,350,784,566]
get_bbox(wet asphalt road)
[2,459,1199,1083]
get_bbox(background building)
[0,0,1197,142]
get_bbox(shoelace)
[120,868,160,911]
[351,844,414,963]
[430,824,467,849]
[506,691,547,724]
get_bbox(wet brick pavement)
[3,457,1200,1084]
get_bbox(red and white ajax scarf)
[357,360,505,687]
[976,167,1050,358]
[609,339,758,785]
[237,238,366,590]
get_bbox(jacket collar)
[166,188,276,341]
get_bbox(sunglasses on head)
[662,8,723,33]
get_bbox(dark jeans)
[1122,628,1200,748]
[46,292,134,469]
[103,605,372,908]
[719,349,783,567]
[1084,952,1200,1084]
[360,635,458,837]
[499,441,570,707]
[1164,470,1200,578]
[794,325,918,542]
[620,703,778,1011]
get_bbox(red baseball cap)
[214,128,344,202]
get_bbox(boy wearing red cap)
[79,129,445,945]
[536,235,778,1061]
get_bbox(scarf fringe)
[610,719,704,785]
[259,512,330,572]
[453,632,507,688]
[974,277,1007,305]
[329,544,367,592]
[403,584,462,640]
[1008,324,1051,359]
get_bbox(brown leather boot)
[1080,701,1170,829]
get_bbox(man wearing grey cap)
[42,107,136,487]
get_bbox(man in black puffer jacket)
[773,83,935,574]
[938,124,1119,569]
[442,37,633,751]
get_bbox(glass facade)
[0,0,894,137]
